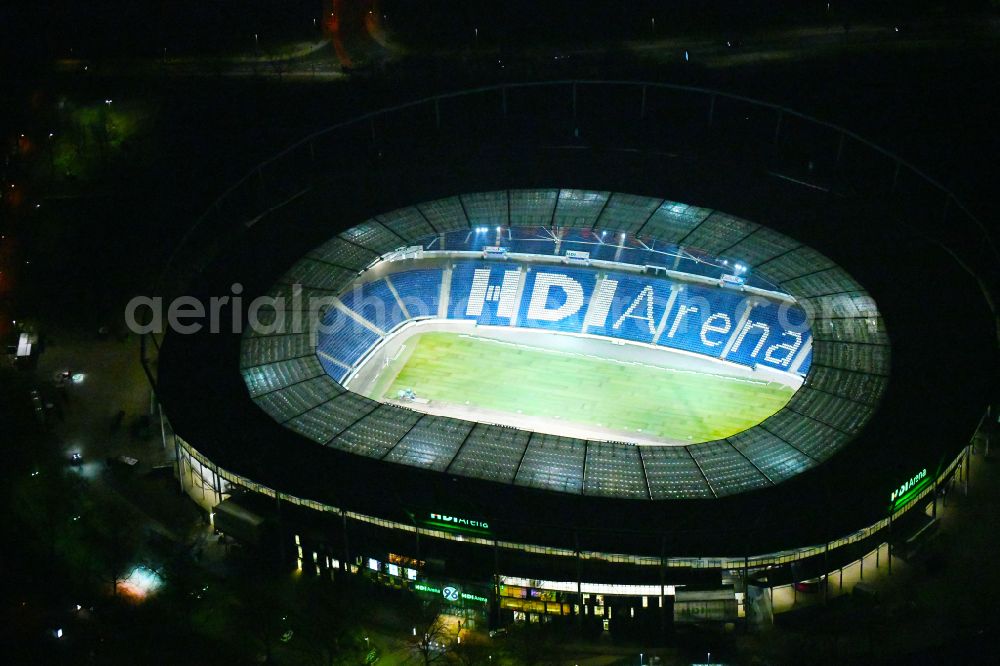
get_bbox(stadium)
[151,82,997,632]
[250,209,842,488]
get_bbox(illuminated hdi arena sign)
[427,512,490,532]
[890,468,929,509]
[463,266,809,371]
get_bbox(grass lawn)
[382,332,794,443]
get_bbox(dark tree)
[404,598,453,665]
[293,576,367,666]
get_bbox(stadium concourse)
[154,84,996,632]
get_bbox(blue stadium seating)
[450,229,493,252]
[655,283,735,356]
[507,237,557,255]
[515,266,597,333]
[316,307,382,370]
[480,228,556,256]
[338,278,407,332]
[584,242,620,263]
[559,240,599,257]
[583,273,670,344]
[612,247,652,266]
[724,297,810,371]
[673,256,720,280]
[448,261,525,326]
[558,228,600,244]
[318,357,350,384]
[388,269,442,319]
[798,347,813,375]
[415,228,783,292]
[314,255,813,380]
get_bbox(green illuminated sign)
[890,468,930,509]
[413,582,487,604]
[425,512,490,533]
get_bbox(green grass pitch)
[380,332,794,443]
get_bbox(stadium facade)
[150,82,997,632]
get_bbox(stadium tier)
[238,190,892,500]
[428,224,783,292]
